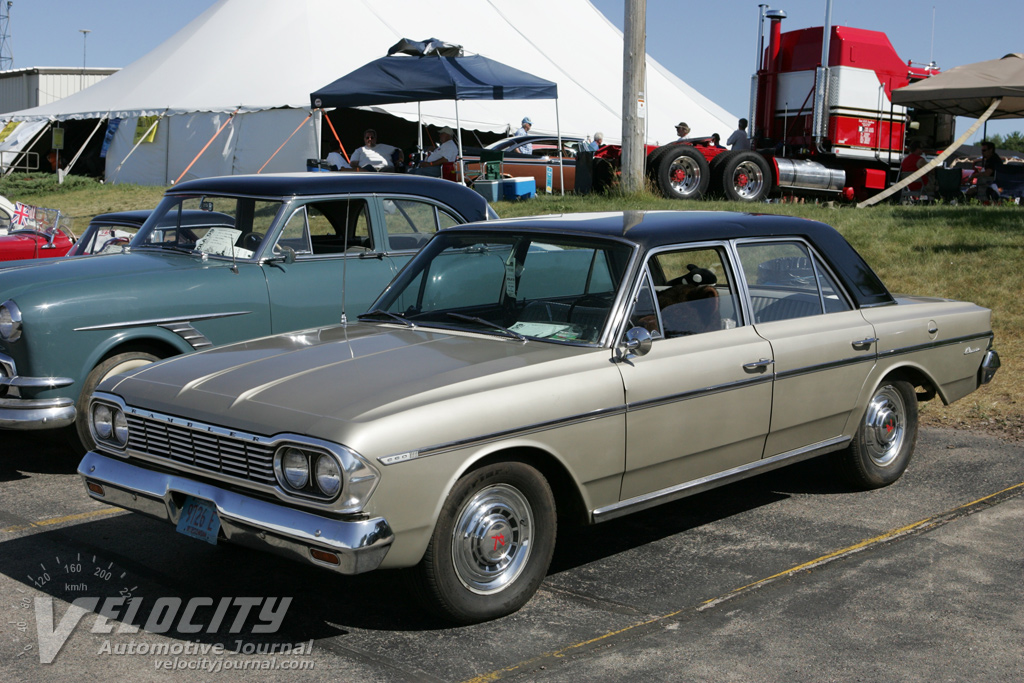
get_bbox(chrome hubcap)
[669,157,702,196]
[732,161,764,199]
[862,386,906,467]
[452,483,533,595]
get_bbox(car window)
[737,241,852,323]
[631,246,740,338]
[135,197,278,260]
[383,199,443,252]
[276,199,373,256]
[78,224,139,254]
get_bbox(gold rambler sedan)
[79,211,999,623]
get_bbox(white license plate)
[175,496,221,545]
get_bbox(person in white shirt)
[349,129,402,171]
[414,126,459,176]
[513,117,533,155]
[726,118,751,151]
[675,122,691,141]
[325,142,350,170]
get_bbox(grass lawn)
[5,175,1021,438]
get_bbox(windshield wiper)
[135,243,198,255]
[446,313,527,342]
[357,310,415,328]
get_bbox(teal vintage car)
[0,172,494,450]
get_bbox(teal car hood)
[0,249,224,301]
[104,323,603,440]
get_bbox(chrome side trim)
[592,436,851,523]
[379,405,628,466]
[78,451,393,575]
[775,353,875,382]
[157,322,213,350]
[877,333,995,360]
[73,310,251,333]
[627,374,773,412]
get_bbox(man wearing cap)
[514,117,533,155]
[414,126,459,176]
[675,122,690,141]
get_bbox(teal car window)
[382,199,442,252]
[133,196,281,260]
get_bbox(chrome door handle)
[851,337,878,349]
[743,358,775,372]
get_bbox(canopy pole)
[109,114,164,184]
[173,107,240,185]
[455,101,465,184]
[321,110,350,163]
[60,115,107,183]
[417,102,423,153]
[258,111,313,173]
[3,120,52,177]
[858,97,1002,208]
[555,98,564,196]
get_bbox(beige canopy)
[859,54,1024,207]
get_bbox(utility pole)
[79,29,90,89]
[620,0,646,194]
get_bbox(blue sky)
[6,0,1021,140]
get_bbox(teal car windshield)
[371,231,634,344]
[131,195,284,260]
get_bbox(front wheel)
[70,351,160,453]
[716,151,773,202]
[838,380,918,489]
[413,461,556,624]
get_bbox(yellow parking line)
[461,480,1024,683]
[1,507,124,534]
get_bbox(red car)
[0,224,76,262]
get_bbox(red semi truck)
[628,5,953,203]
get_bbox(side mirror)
[621,326,653,357]
[277,245,296,265]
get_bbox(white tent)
[1,0,736,186]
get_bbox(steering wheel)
[241,232,263,251]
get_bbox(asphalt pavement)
[1,427,1021,682]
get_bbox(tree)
[988,131,1024,153]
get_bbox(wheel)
[838,380,918,489]
[654,146,710,200]
[413,461,556,624]
[644,144,675,180]
[708,150,739,196]
[716,151,772,202]
[69,351,160,453]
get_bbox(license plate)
[176,496,221,545]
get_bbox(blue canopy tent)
[310,38,561,188]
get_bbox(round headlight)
[314,455,342,497]
[92,403,113,440]
[281,448,309,489]
[113,409,129,445]
[0,300,21,342]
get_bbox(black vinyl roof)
[168,172,492,222]
[449,211,894,308]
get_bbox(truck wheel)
[838,380,918,489]
[655,146,710,200]
[413,461,556,624]
[69,351,160,453]
[644,144,675,180]
[708,150,739,196]
[717,151,772,202]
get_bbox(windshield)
[371,231,634,344]
[131,195,284,260]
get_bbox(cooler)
[502,177,536,200]
[473,179,501,202]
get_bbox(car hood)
[105,323,608,445]
[0,249,226,299]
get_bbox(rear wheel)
[838,380,918,489]
[69,351,160,453]
[716,151,772,202]
[654,146,710,200]
[413,461,556,624]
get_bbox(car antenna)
[340,200,350,325]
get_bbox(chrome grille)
[125,414,276,485]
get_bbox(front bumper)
[78,451,393,575]
[0,352,76,429]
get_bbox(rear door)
[735,240,877,457]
